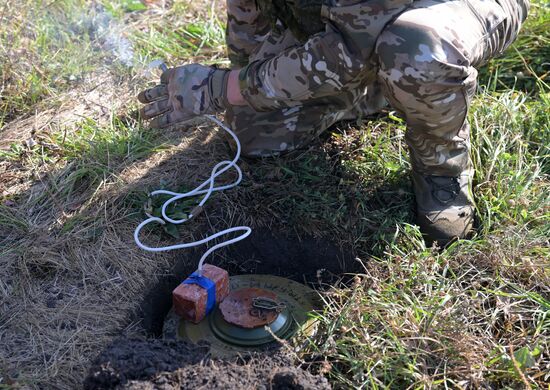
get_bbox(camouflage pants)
[225,0,528,175]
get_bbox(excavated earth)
[84,339,331,389]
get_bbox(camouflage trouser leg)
[226,0,386,156]
[225,25,377,156]
[225,0,271,68]
[226,0,526,161]
[375,0,526,175]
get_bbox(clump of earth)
[84,338,330,389]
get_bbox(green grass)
[0,0,225,127]
[295,4,550,387]
[479,2,550,94]
[130,10,226,65]
[0,0,101,126]
[472,91,549,236]
[1,0,549,389]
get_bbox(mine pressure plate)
[163,274,319,357]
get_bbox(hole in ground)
[136,228,357,337]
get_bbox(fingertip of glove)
[150,116,207,130]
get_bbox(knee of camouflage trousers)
[225,27,373,158]
[374,0,519,176]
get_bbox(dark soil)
[84,338,331,390]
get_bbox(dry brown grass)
[0,116,247,387]
[0,2,243,388]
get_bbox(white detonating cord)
[134,115,252,276]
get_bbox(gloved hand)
[138,64,230,128]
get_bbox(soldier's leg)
[225,27,369,157]
[340,81,388,121]
[226,0,271,68]
[226,99,354,157]
[375,0,528,243]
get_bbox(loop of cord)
[134,115,252,275]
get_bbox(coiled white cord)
[134,115,252,275]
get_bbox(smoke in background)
[77,5,137,67]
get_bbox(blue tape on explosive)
[183,272,216,314]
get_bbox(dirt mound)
[84,338,330,390]
[120,362,330,390]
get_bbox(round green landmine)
[163,274,319,357]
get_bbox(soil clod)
[84,338,330,389]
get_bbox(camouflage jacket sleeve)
[238,0,414,111]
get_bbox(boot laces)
[427,176,461,204]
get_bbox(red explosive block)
[172,264,230,323]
